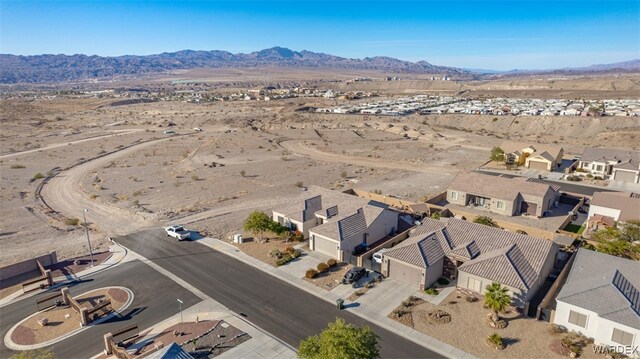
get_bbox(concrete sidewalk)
[198,237,477,359]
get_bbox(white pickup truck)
[165,225,191,241]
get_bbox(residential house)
[382,218,558,307]
[500,141,564,171]
[576,148,640,182]
[309,204,398,260]
[446,172,560,217]
[272,186,398,260]
[554,249,639,356]
[587,192,640,233]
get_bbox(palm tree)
[483,282,511,322]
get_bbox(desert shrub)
[402,299,414,308]
[340,171,348,178]
[269,249,283,259]
[549,339,571,356]
[392,308,410,318]
[424,288,439,296]
[487,333,504,350]
[327,258,338,267]
[515,230,528,235]
[466,295,478,302]
[276,255,294,266]
[32,173,44,180]
[550,324,567,334]
[291,231,304,242]
[292,249,302,258]
[295,181,304,188]
[317,262,329,273]
[284,246,295,255]
[353,288,367,297]
[64,218,80,226]
[305,269,318,279]
[492,117,498,122]
[437,277,449,286]
[586,174,593,178]
[239,170,246,177]
[10,164,25,169]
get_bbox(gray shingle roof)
[310,204,389,241]
[389,218,555,291]
[556,248,640,330]
[272,186,372,223]
[302,196,323,222]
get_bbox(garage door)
[614,170,637,183]
[521,201,537,216]
[312,235,338,259]
[528,160,549,171]
[388,260,422,289]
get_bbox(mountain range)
[0,46,464,84]
[0,47,638,84]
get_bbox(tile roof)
[273,186,372,223]
[556,248,640,330]
[384,231,445,268]
[591,191,640,222]
[310,204,389,241]
[388,218,556,291]
[385,218,557,290]
[580,148,640,163]
[500,141,563,160]
[448,172,557,202]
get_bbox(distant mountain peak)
[0,46,466,84]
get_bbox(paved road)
[0,260,200,358]
[116,229,444,358]
[475,170,616,197]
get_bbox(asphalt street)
[474,170,616,196]
[0,260,200,358]
[116,229,444,358]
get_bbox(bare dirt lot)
[1,74,639,266]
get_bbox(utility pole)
[83,209,95,266]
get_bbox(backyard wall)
[0,251,57,282]
[346,188,418,209]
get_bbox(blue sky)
[1,0,638,70]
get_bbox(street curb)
[4,286,134,351]
[197,237,474,359]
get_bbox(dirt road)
[280,140,458,174]
[0,129,145,159]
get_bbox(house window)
[611,328,634,346]
[468,277,482,292]
[451,191,458,200]
[496,201,506,210]
[596,165,603,172]
[568,310,587,328]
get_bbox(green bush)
[305,269,318,279]
[276,254,294,266]
[424,288,439,296]
[292,249,302,258]
[327,258,338,267]
[437,277,450,286]
[32,173,44,180]
[487,333,504,349]
[291,231,304,242]
[430,211,441,219]
[317,262,329,273]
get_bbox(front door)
[521,201,537,216]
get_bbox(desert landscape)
[1,72,639,265]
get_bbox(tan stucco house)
[382,218,558,307]
[272,186,398,260]
[446,172,560,218]
[501,141,564,171]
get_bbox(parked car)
[193,127,203,132]
[351,243,368,256]
[341,267,367,285]
[166,225,190,241]
[372,248,390,264]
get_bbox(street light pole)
[177,299,184,323]
[82,209,95,266]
